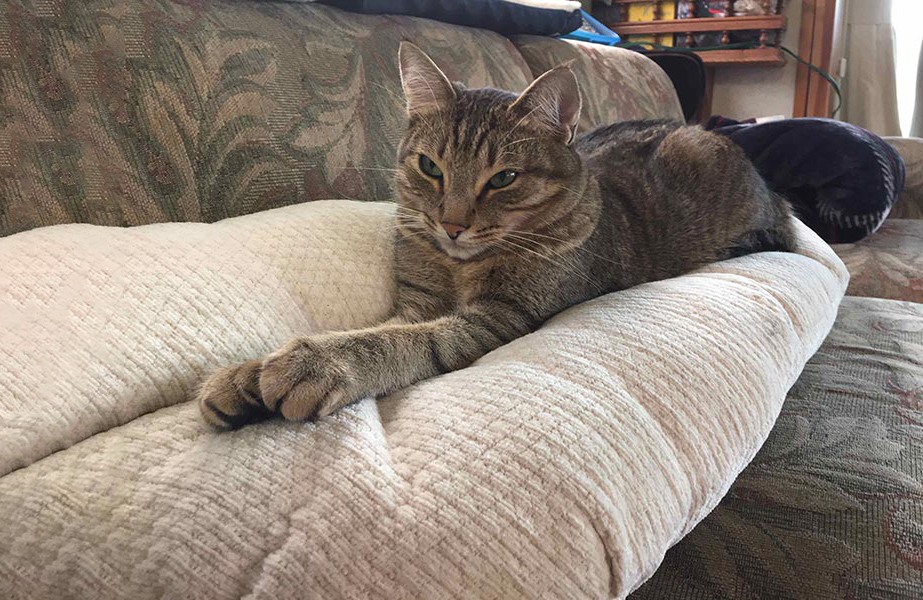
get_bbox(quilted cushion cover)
[0,201,847,599]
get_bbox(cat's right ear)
[509,63,582,145]
[398,42,456,115]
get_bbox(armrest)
[885,137,923,219]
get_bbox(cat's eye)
[488,170,518,189]
[418,155,443,179]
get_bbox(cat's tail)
[764,193,798,251]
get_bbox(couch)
[1,1,921,598]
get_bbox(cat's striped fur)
[198,42,794,429]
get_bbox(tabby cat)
[198,42,794,429]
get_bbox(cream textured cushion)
[0,201,847,599]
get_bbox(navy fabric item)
[318,0,582,36]
[708,118,906,244]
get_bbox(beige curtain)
[840,0,901,136]
[911,38,923,137]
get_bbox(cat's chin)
[438,239,486,261]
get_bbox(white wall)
[710,0,803,119]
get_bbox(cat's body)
[198,44,794,429]
[391,118,793,330]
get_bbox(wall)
[710,0,803,119]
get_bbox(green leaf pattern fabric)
[633,297,923,599]
[0,1,685,237]
[0,1,536,235]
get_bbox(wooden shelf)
[592,5,789,119]
[695,47,784,67]
[593,10,787,67]
[608,15,785,36]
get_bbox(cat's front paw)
[259,337,350,421]
[197,359,268,430]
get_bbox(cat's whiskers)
[390,217,427,230]
[503,232,577,262]
[504,230,622,267]
[494,239,599,291]
[488,236,602,292]
[502,234,591,281]
[556,184,590,199]
[394,205,426,215]
[389,209,439,240]
[389,218,430,236]
[504,238,601,293]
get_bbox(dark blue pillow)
[708,118,906,244]
[318,0,582,36]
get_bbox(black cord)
[777,45,842,116]
[615,40,842,117]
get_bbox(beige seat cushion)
[0,201,846,599]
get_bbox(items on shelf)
[676,1,729,47]
[624,1,677,48]
[594,0,783,52]
[732,0,779,16]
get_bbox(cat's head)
[395,42,585,260]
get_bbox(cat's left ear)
[509,63,582,145]
[398,41,457,115]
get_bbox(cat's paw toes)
[197,359,267,430]
[259,339,348,421]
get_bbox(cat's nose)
[441,222,469,240]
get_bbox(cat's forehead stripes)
[440,91,502,165]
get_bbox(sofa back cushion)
[0,1,533,236]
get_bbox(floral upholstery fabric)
[834,220,923,304]
[0,1,688,238]
[511,35,684,131]
[0,0,534,236]
[886,137,923,220]
[633,296,923,600]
